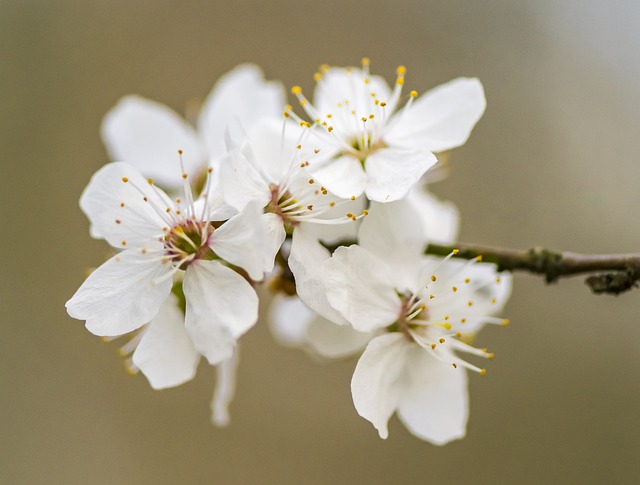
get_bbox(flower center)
[163,219,215,266]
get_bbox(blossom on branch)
[288,59,486,202]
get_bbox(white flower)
[288,59,486,202]
[321,203,511,444]
[220,119,367,289]
[66,162,271,371]
[268,185,460,358]
[101,64,285,189]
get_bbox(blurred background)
[2,0,640,483]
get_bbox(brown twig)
[425,243,640,295]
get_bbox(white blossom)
[288,59,485,202]
[320,202,511,444]
[101,64,285,189]
[66,162,271,377]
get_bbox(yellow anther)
[452,363,458,369]
[291,86,302,95]
[283,112,290,118]
[455,332,462,338]
[346,212,354,218]
[121,240,127,246]
[141,248,147,255]
[443,323,451,330]
[361,117,367,123]
[431,275,437,282]
[467,301,473,307]
[480,369,487,376]
[488,353,495,360]
[369,114,375,119]
[431,344,437,350]
[461,318,467,324]
[320,64,330,72]
[307,205,313,210]
[452,286,458,292]
[313,72,322,82]
[297,144,302,149]
[120,202,125,207]
[362,209,369,216]
[361,57,370,66]
[444,315,449,321]
[410,90,418,98]
[329,202,336,207]
[502,319,510,326]
[476,255,483,262]
[178,149,183,155]
[453,248,460,255]
[181,173,188,179]
[314,148,320,153]
[396,78,405,86]
[496,277,501,283]
[300,99,308,106]
[429,294,435,300]
[464,278,471,284]
[396,65,406,75]
[439,338,445,344]
[122,177,129,183]
[380,101,387,107]
[328,126,334,132]
[285,104,292,111]
[491,298,497,304]
[350,195,356,201]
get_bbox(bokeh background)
[3,1,640,483]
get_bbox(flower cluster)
[67,60,511,444]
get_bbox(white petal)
[314,68,391,132]
[101,96,205,187]
[211,206,281,280]
[268,294,371,358]
[385,78,486,153]
[322,245,400,332]
[132,295,200,389]
[198,64,285,158]
[211,349,239,427]
[268,294,315,347]
[397,346,469,445]
[309,154,368,200]
[288,225,348,325]
[242,120,303,184]
[80,162,168,248]
[66,248,173,337]
[358,200,425,261]
[364,148,437,203]
[183,260,258,364]
[218,149,271,211]
[351,333,409,439]
[405,187,460,244]
[306,315,372,359]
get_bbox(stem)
[426,242,640,295]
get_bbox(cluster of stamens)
[118,150,217,270]
[286,58,418,163]
[389,251,509,376]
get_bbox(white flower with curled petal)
[66,161,272,376]
[288,59,485,202]
[321,202,511,444]
[101,64,285,189]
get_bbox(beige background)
[2,1,640,483]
